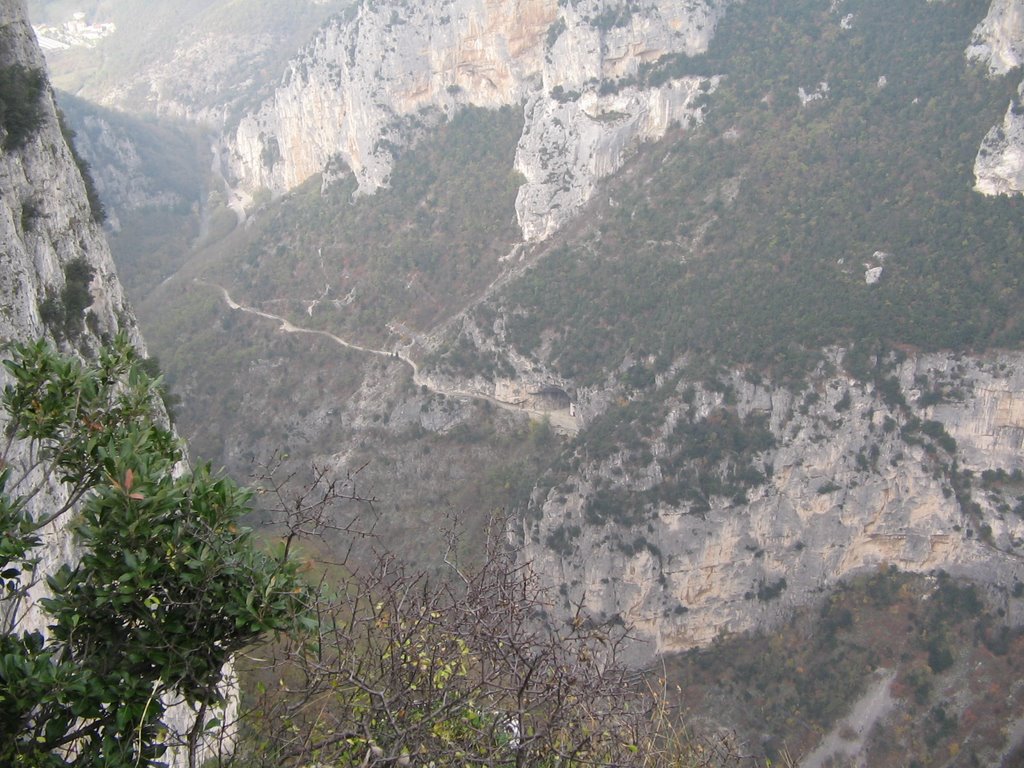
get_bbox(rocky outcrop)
[514,78,712,240]
[968,0,1024,196]
[521,351,1024,663]
[54,94,205,231]
[966,0,1024,76]
[228,0,728,239]
[974,81,1024,196]
[0,1,135,351]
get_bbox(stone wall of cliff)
[518,351,1024,663]
[968,0,1024,196]
[227,0,729,239]
[0,0,137,350]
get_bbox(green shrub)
[40,257,95,341]
[0,64,46,150]
[0,337,309,767]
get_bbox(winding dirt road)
[201,281,579,435]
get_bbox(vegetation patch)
[664,568,1023,767]
[39,257,95,342]
[0,64,46,150]
[495,0,1024,384]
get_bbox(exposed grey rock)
[0,0,135,350]
[521,351,1024,664]
[228,0,730,240]
[974,81,1024,196]
[514,78,712,240]
[969,0,1024,196]
[966,0,1024,75]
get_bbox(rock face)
[520,351,1024,663]
[228,0,728,239]
[514,77,712,240]
[68,114,187,218]
[0,1,136,351]
[968,0,1024,195]
[0,2,221,763]
[966,0,1024,75]
[54,95,205,232]
[974,81,1024,196]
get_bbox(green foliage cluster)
[570,397,775,525]
[591,5,634,32]
[491,0,1024,385]
[658,409,775,511]
[0,338,309,766]
[39,257,95,342]
[425,329,516,382]
[546,18,567,48]
[0,64,46,150]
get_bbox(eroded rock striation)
[228,0,728,239]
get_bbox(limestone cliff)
[968,0,1024,195]
[0,1,136,351]
[518,351,1024,663]
[228,0,728,239]
[0,1,221,762]
[966,0,1024,75]
[974,80,1024,196]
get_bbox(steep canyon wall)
[228,0,729,239]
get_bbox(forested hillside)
[476,0,1024,383]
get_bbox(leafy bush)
[39,257,95,341]
[0,64,46,150]
[0,337,309,767]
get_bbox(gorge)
[15,0,1024,764]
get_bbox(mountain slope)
[27,0,354,121]
[50,0,1024,763]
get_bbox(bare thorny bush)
[209,456,769,768]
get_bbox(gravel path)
[203,281,579,435]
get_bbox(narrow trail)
[200,281,579,435]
